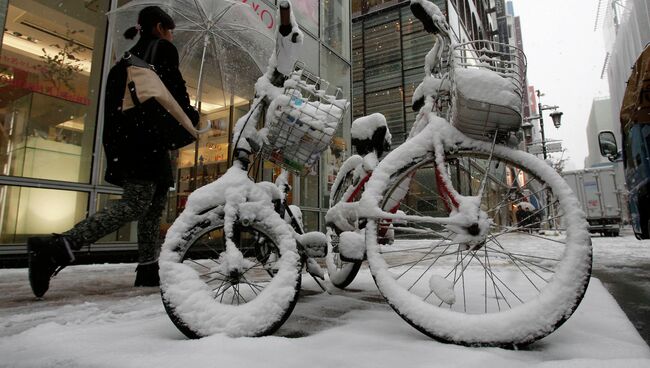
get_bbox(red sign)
[240,0,275,29]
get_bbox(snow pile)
[1,261,650,367]
[412,75,451,106]
[453,67,521,111]
[297,231,327,258]
[351,113,391,142]
[429,275,456,305]
[338,231,366,260]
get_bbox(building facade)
[0,0,351,263]
[601,0,650,138]
[351,0,512,147]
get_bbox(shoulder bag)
[121,39,198,150]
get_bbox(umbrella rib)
[172,9,205,30]
[192,0,209,23]
[212,2,237,24]
[211,31,266,71]
[215,24,275,39]
[177,33,209,66]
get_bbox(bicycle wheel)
[364,126,592,347]
[326,165,363,289]
[160,207,302,338]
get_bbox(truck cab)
[599,126,650,239]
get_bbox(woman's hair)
[124,6,175,40]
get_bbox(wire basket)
[261,67,349,176]
[449,40,527,142]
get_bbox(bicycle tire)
[160,206,302,338]
[363,123,592,347]
[326,163,363,289]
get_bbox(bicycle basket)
[261,68,349,176]
[450,40,527,142]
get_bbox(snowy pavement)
[1,235,650,368]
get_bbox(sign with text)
[528,141,562,154]
[240,0,275,29]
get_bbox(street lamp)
[549,111,563,129]
[523,90,563,159]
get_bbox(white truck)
[562,165,625,237]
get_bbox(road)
[591,229,650,346]
[593,263,650,346]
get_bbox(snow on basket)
[261,68,349,176]
[450,40,527,142]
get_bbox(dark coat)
[103,35,199,187]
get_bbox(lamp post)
[523,90,563,159]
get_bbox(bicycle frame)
[327,17,521,240]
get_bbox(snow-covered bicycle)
[326,113,396,289]
[159,0,591,347]
[158,1,346,338]
[325,0,592,347]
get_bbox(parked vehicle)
[599,127,650,239]
[562,166,624,237]
[599,43,650,239]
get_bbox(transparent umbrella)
[107,0,275,112]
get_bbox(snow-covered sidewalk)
[1,259,649,368]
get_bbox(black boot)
[27,234,76,298]
[134,262,159,287]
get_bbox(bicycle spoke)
[215,281,231,302]
[380,242,462,254]
[471,250,512,309]
[484,246,488,312]
[477,131,499,199]
[186,258,213,270]
[401,239,455,283]
[487,235,542,291]
[485,246,503,311]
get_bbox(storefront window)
[291,0,319,36]
[0,0,109,183]
[0,185,88,244]
[173,100,249,214]
[321,0,350,59]
[297,34,320,73]
[104,1,260,221]
[353,0,404,17]
[300,169,319,208]
[320,46,350,207]
[301,209,320,232]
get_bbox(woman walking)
[27,6,199,297]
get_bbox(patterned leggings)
[63,180,168,264]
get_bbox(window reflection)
[0,0,108,183]
[321,0,350,59]
[292,0,319,36]
[0,185,88,244]
[320,46,350,206]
